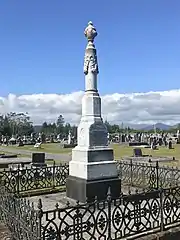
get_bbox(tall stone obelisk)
[66,21,121,203]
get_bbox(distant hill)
[140,123,172,131]
[32,122,175,133]
[127,124,149,130]
[172,123,180,128]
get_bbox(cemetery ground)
[0,150,28,158]
[1,142,180,166]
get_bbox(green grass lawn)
[112,144,180,166]
[4,143,180,166]
[5,142,180,159]
[5,143,72,154]
[112,144,180,159]
[0,150,28,158]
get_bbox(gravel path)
[0,224,12,240]
[0,146,71,163]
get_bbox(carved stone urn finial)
[84,21,97,43]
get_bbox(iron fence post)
[52,161,55,189]
[37,199,43,240]
[142,163,145,188]
[156,161,159,189]
[17,164,20,195]
[107,187,112,240]
[117,162,121,178]
[159,188,164,232]
[130,159,133,186]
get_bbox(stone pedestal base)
[69,147,118,180]
[66,175,121,203]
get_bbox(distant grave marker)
[133,148,143,157]
[31,152,46,167]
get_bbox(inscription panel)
[93,97,101,116]
[89,123,108,147]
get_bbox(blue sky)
[0,0,180,97]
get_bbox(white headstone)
[68,131,72,145]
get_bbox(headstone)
[151,141,157,150]
[168,140,173,149]
[37,133,42,143]
[158,138,163,146]
[128,134,131,142]
[57,134,61,141]
[9,136,16,145]
[41,132,46,143]
[17,138,24,147]
[177,130,180,144]
[23,135,27,144]
[133,148,142,157]
[66,22,121,203]
[31,152,46,167]
[67,131,72,145]
[30,133,36,144]
[3,137,8,145]
[50,134,54,143]
[34,142,42,148]
[121,134,125,142]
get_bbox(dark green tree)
[56,114,65,134]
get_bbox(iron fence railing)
[1,185,180,240]
[0,161,180,195]
[117,160,180,189]
[0,163,69,195]
[0,187,39,240]
[38,186,180,239]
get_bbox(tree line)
[40,115,77,138]
[0,112,34,136]
[0,112,179,137]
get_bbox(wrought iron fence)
[0,187,39,240]
[0,161,180,196]
[37,185,180,239]
[1,182,180,239]
[0,163,69,195]
[117,160,180,189]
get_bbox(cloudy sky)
[0,89,180,125]
[0,1,180,125]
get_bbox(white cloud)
[0,89,180,125]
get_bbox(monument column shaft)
[81,93,101,117]
[66,22,121,203]
[85,73,97,91]
[82,33,101,118]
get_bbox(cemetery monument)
[67,131,72,145]
[66,21,121,203]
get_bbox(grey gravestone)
[133,148,142,157]
[168,141,173,149]
[41,132,46,143]
[121,134,125,142]
[50,135,54,143]
[17,139,24,147]
[31,153,46,167]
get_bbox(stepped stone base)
[66,175,121,203]
[69,147,118,180]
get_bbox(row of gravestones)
[0,131,77,146]
[110,132,180,145]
